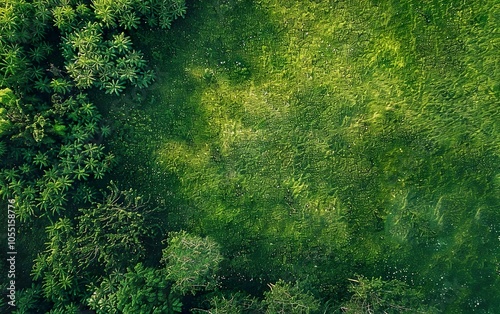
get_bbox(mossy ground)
[105,0,499,311]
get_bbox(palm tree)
[158,12,174,29]
[127,50,146,68]
[49,189,67,208]
[32,254,47,281]
[22,185,36,202]
[46,217,73,237]
[83,143,102,158]
[73,165,89,181]
[90,111,103,124]
[34,3,51,24]
[74,184,96,204]
[65,61,78,76]
[75,92,87,102]
[66,33,84,53]
[43,167,60,183]
[104,153,115,165]
[60,40,75,62]
[84,121,99,135]
[50,78,72,94]
[61,95,80,121]
[30,66,45,80]
[93,1,117,28]
[84,157,98,172]
[1,44,24,76]
[134,70,155,88]
[90,54,108,73]
[52,5,76,34]
[103,79,125,95]
[8,178,24,193]
[73,69,95,89]
[170,0,187,18]
[42,274,59,300]
[67,22,102,52]
[39,41,53,56]
[75,3,92,17]
[136,0,151,14]
[14,25,31,44]
[80,102,97,117]
[145,14,158,28]
[58,144,73,157]
[58,273,74,290]
[22,149,36,163]
[119,65,138,82]
[34,77,51,93]
[0,5,17,39]
[115,57,128,69]
[33,152,50,169]
[73,126,91,143]
[18,164,32,174]
[45,180,62,195]
[93,165,106,180]
[97,63,114,85]
[29,46,47,63]
[60,156,75,175]
[3,168,19,182]
[101,125,111,137]
[111,32,132,54]
[119,11,140,30]
[65,104,78,121]
[70,142,83,155]
[16,201,35,222]
[56,175,73,192]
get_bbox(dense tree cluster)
[0,0,185,94]
[0,0,188,224]
[0,0,197,312]
[87,263,183,314]
[0,88,113,222]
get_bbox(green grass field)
[105,0,499,311]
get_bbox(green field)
[104,0,499,311]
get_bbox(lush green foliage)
[0,0,187,312]
[77,182,154,272]
[263,280,320,314]
[162,231,223,295]
[0,88,113,222]
[87,263,182,314]
[86,230,223,313]
[196,292,263,314]
[341,276,438,313]
[1,0,499,313]
[32,218,82,305]
[0,0,186,95]
[62,23,154,93]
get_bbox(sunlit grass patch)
[109,0,500,309]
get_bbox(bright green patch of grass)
[108,0,499,311]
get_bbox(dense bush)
[162,231,223,295]
[87,263,182,314]
[0,0,188,312]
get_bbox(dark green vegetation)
[1,0,499,313]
